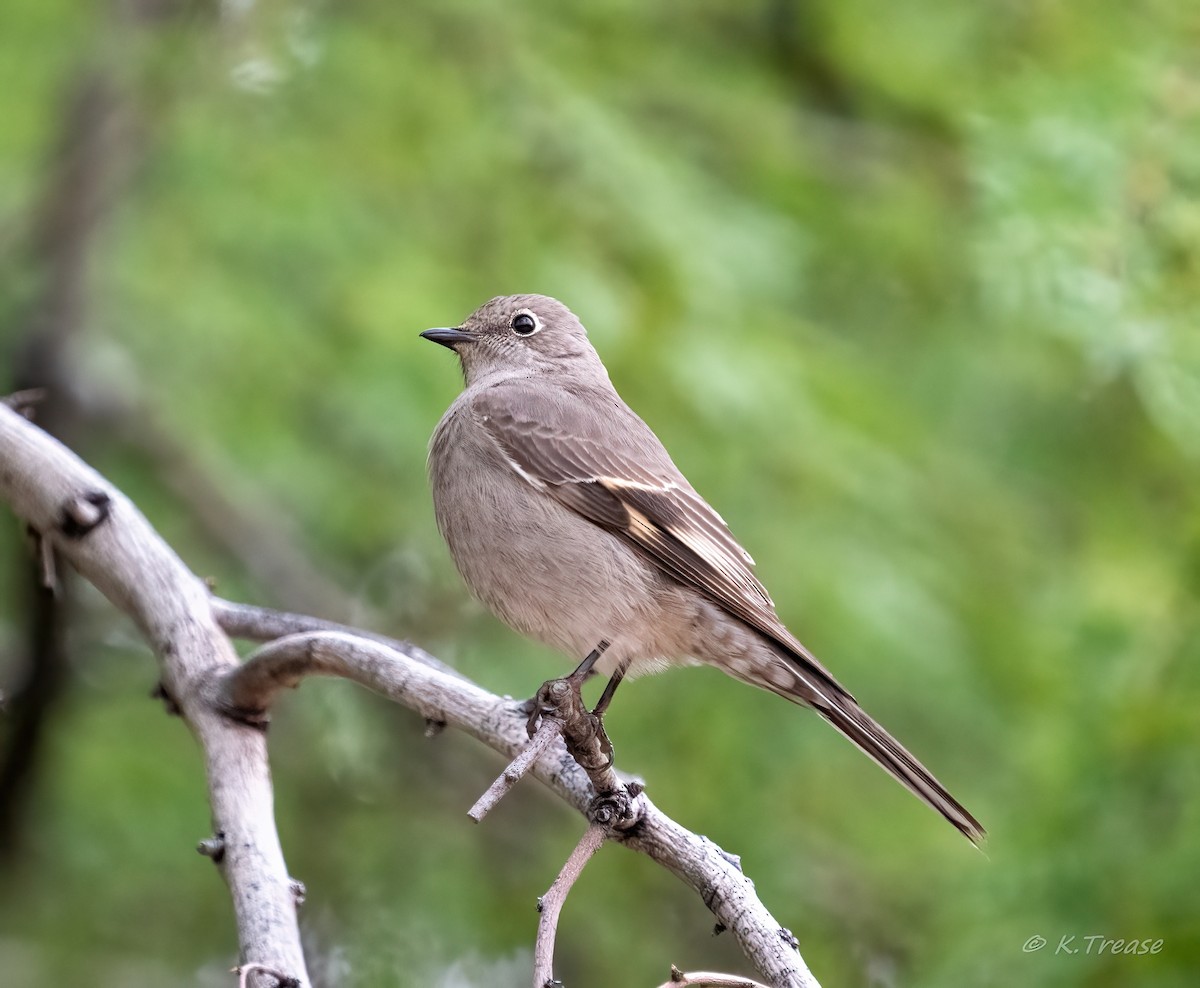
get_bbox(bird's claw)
[522,677,615,766]
[523,678,568,737]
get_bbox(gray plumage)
[423,294,984,844]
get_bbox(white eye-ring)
[510,308,541,337]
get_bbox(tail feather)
[755,644,985,844]
[817,698,985,845]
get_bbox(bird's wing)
[468,379,990,843]
[469,380,846,694]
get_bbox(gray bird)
[422,294,984,844]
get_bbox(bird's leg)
[587,666,626,765]
[472,642,638,826]
[525,640,610,737]
[567,640,609,685]
[517,645,642,828]
[516,666,597,718]
[592,667,624,717]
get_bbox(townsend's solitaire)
[422,294,983,843]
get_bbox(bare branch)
[211,596,463,680]
[469,716,564,822]
[532,823,607,988]
[214,629,820,987]
[0,404,309,985]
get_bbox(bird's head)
[421,294,605,386]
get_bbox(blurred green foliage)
[2,1,1199,986]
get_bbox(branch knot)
[587,780,645,832]
[59,489,112,539]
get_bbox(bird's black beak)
[420,327,473,350]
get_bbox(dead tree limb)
[0,403,820,988]
[212,633,817,986]
[0,403,309,986]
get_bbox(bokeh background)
[2,1,1199,986]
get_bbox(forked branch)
[0,404,820,988]
[212,624,817,987]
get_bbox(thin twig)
[532,823,607,988]
[468,716,565,822]
[212,597,463,680]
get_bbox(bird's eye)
[511,310,540,336]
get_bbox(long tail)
[815,694,985,845]
[761,641,985,845]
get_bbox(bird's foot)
[524,640,611,738]
[563,706,615,773]
[523,678,571,738]
[517,692,542,731]
[523,673,615,771]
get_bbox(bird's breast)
[427,401,686,665]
